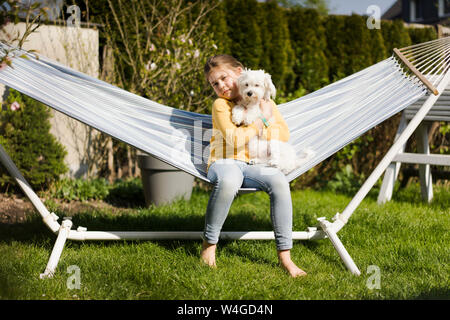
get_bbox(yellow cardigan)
[207,98,290,169]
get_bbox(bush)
[343,14,374,74]
[257,0,295,92]
[325,165,362,195]
[46,177,145,207]
[287,8,329,92]
[408,26,437,46]
[106,178,145,207]
[48,178,110,201]
[0,89,67,192]
[381,19,412,55]
[368,25,387,64]
[98,0,219,115]
[323,15,348,82]
[222,0,264,70]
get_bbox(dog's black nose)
[247,91,252,97]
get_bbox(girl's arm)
[212,99,262,148]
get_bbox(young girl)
[201,54,307,278]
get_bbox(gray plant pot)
[137,154,194,206]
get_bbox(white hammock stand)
[1,37,450,279]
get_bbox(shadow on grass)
[0,213,51,243]
[301,239,349,272]
[0,273,22,299]
[218,241,278,267]
[390,185,450,210]
[324,183,449,210]
[0,206,281,245]
[0,201,331,275]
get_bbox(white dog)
[231,69,314,174]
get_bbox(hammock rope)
[396,36,450,88]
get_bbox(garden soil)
[0,193,127,224]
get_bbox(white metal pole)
[336,71,450,231]
[377,112,407,204]
[67,230,326,241]
[39,218,73,279]
[318,218,361,276]
[0,143,60,233]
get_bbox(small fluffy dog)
[231,69,314,174]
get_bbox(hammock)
[0,42,431,183]
[1,37,449,278]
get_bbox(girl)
[201,54,306,278]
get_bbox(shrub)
[48,178,110,201]
[222,0,264,70]
[257,0,295,92]
[368,26,387,64]
[325,164,366,196]
[343,14,374,74]
[99,0,219,115]
[0,89,67,192]
[407,26,437,46]
[46,177,145,207]
[207,0,233,56]
[106,178,145,207]
[381,19,412,55]
[287,8,329,92]
[323,15,348,82]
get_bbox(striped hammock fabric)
[0,40,439,183]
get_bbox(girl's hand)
[260,99,272,119]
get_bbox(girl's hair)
[204,54,244,79]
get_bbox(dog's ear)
[238,69,250,81]
[237,72,247,94]
[264,73,276,100]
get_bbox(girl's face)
[207,66,242,101]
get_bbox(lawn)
[0,183,448,300]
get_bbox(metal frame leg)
[378,113,407,204]
[318,217,361,276]
[39,218,73,279]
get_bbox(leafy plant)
[100,0,219,114]
[48,178,110,201]
[46,177,145,206]
[0,90,68,192]
[105,178,145,207]
[0,0,49,64]
[275,87,307,104]
[438,122,449,155]
[325,164,366,196]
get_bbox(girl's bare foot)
[278,250,307,278]
[200,241,217,267]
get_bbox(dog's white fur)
[232,69,314,174]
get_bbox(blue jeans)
[203,159,293,251]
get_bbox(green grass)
[0,183,448,300]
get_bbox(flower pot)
[137,154,194,206]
